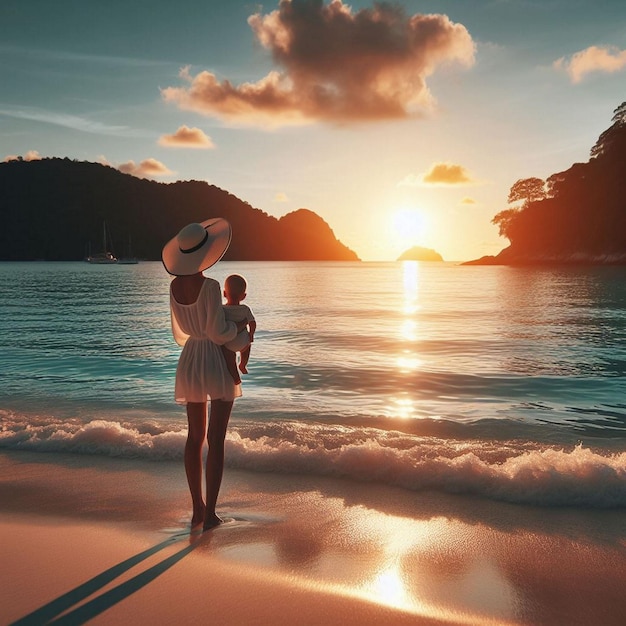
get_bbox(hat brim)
[162,217,232,276]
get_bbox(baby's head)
[224,274,247,303]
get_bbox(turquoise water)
[1,261,625,507]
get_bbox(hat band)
[179,231,208,254]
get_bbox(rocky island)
[397,246,444,262]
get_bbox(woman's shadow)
[11,529,206,626]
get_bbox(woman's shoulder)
[172,274,217,305]
[202,276,221,293]
[200,276,222,302]
[203,276,220,287]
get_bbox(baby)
[221,273,256,385]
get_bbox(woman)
[162,218,249,530]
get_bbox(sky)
[1,0,625,262]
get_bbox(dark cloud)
[162,0,475,127]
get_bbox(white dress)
[170,277,241,404]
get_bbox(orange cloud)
[118,158,174,178]
[158,125,215,148]
[554,45,626,83]
[423,163,472,184]
[460,196,476,204]
[3,150,41,162]
[162,0,475,127]
[399,162,476,187]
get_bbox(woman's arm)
[170,290,189,347]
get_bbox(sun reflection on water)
[391,396,416,419]
[396,354,422,372]
[399,319,417,341]
[396,261,423,378]
[402,260,420,315]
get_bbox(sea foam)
[1,411,624,508]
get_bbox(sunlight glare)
[396,261,422,375]
[396,354,422,372]
[391,396,417,419]
[353,513,434,612]
[399,319,417,341]
[367,565,410,609]
[402,259,419,314]
[392,208,429,248]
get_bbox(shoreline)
[1,449,625,625]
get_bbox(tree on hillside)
[545,162,587,199]
[489,101,626,255]
[507,177,546,205]
[491,177,545,242]
[491,208,520,240]
[590,101,626,159]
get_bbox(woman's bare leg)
[185,402,207,526]
[203,398,234,530]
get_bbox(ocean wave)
[1,411,624,508]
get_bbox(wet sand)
[1,450,625,625]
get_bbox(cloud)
[554,45,626,83]
[158,125,215,148]
[399,162,476,186]
[0,106,136,136]
[460,196,476,204]
[423,163,473,185]
[3,150,42,162]
[1,43,175,70]
[274,192,289,202]
[117,158,174,178]
[96,155,174,178]
[162,0,475,127]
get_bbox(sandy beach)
[1,449,625,625]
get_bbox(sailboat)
[118,234,139,264]
[86,222,117,264]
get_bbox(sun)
[391,207,429,248]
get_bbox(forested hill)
[0,158,359,262]
[467,101,626,265]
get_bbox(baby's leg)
[221,345,241,384]
[238,345,251,374]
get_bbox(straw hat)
[162,218,231,276]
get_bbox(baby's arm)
[248,319,257,342]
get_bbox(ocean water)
[1,261,625,508]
